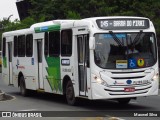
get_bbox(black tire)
[117,98,131,105]
[66,81,77,105]
[20,76,28,96]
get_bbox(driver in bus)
[125,45,139,54]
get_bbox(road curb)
[0,90,15,101]
[0,90,5,100]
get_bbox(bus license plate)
[124,87,135,92]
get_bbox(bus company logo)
[126,79,132,84]
[113,81,124,85]
[40,26,48,31]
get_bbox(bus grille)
[104,83,152,96]
[110,70,146,80]
[100,69,153,96]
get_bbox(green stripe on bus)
[3,57,7,68]
[45,57,62,92]
[34,24,60,33]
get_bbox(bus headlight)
[94,75,109,87]
[152,73,159,81]
[95,77,102,84]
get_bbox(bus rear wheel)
[117,98,131,105]
[66,81,76,105]
[20,76,28,96]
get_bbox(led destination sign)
[96,19,150,30]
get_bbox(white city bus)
[2,16,159,105]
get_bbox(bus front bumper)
[91,80,159,100]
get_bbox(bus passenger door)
[37,39,44,89]
[8,42,13,85]
[77,35,89,96]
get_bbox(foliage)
[2,0,160,31]
[1,0,160,51]
[27,0,160,33]
[27,0,160,63]
[0,16,45,50]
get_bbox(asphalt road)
[0,73,160,120]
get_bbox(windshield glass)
[94,32,157,69]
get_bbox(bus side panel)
[72,35,79,97]
[41,31,62,94]
[18,57,37,90]
[11,36,37,90]
[60,31,77,96]
[33,32,61,93]
[43,56,62,94]
[41,36,51,93]
[12,37,18,88]
[43,55,52,93]
[2,39,9,86]
[25,39,38,90]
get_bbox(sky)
[0,0,20,21]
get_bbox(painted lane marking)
[18,109,37,111]
[130,101,138,104]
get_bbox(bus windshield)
[94,32,157,69]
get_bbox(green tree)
[1,0,160,50]
[0,16,45,50]
[27,0,160,65]
[0,17,13,50]
[27,0,160,34]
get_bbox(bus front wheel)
[20,76,28,96]
[66,81,76,105]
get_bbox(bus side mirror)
[89,37,95,50]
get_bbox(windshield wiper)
[131,30,143,48]
[109,31,124,47]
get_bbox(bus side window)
[18,35,25,57]
[61,29,72,56]
[49,31,60,57]
[26,34,33,57]
[2,37,6,57]
[44,32,49,56]
[14,36,18,57]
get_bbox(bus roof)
[30,20,76,28]
[3,28,34,37]
[2,16,153,37]
[83,16,150,20]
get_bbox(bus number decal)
[61,59,70,66]
[62,68,71,72]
